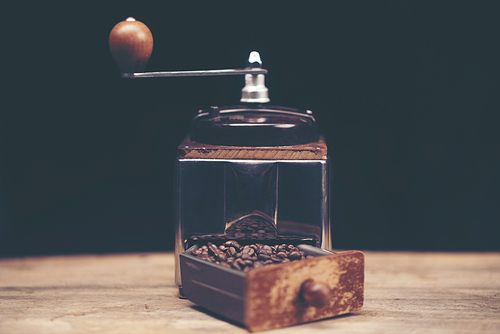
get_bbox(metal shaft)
[122,68,267,79]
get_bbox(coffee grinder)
[110,18,363,332]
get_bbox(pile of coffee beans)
[191,240,314,272]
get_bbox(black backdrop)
[1,1,499,256]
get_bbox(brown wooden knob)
[300,279,331,308]
[109,17,153,73]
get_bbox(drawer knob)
[300,279,331,308]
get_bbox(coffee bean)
[204,256,215,262]
[207,242,219,256]
[226,247,237,257]
[270,255,282,263]
[216,253,227,262]
[262,245,273,253]
[289,251,302,260]
[224,240,241,252]
[276,252,287,258]
[257,253,270,261]
[242,247,255,256]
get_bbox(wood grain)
[178,136,328,160]
[1,252,499,333]
[244,250,364,332]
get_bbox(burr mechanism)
[109,18,364,332]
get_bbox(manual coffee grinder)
[110,18,363,332]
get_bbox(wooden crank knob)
[109,17,153,73]
[300,279,331,308]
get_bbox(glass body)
[174,104,330,287]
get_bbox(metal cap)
[241,51,270,103]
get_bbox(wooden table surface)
[1,251,499,333]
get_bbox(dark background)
[1,1,499,257]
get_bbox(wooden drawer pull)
[300,279,331,308]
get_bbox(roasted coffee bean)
[258,253,270,261]
[224,240,241,251]
[276,251,287,258]
[219,245,227,252]
[192,248,203,255]
[231,261,242,270]
[270,255,282,263]
[216,253,227,262]
[288,251,302,260]
[257,253,271,261]
[262,245,273,254]
[226,247,237,257]
[207,242,219,255]
[242,247,255,256]
[203,256,215,262]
